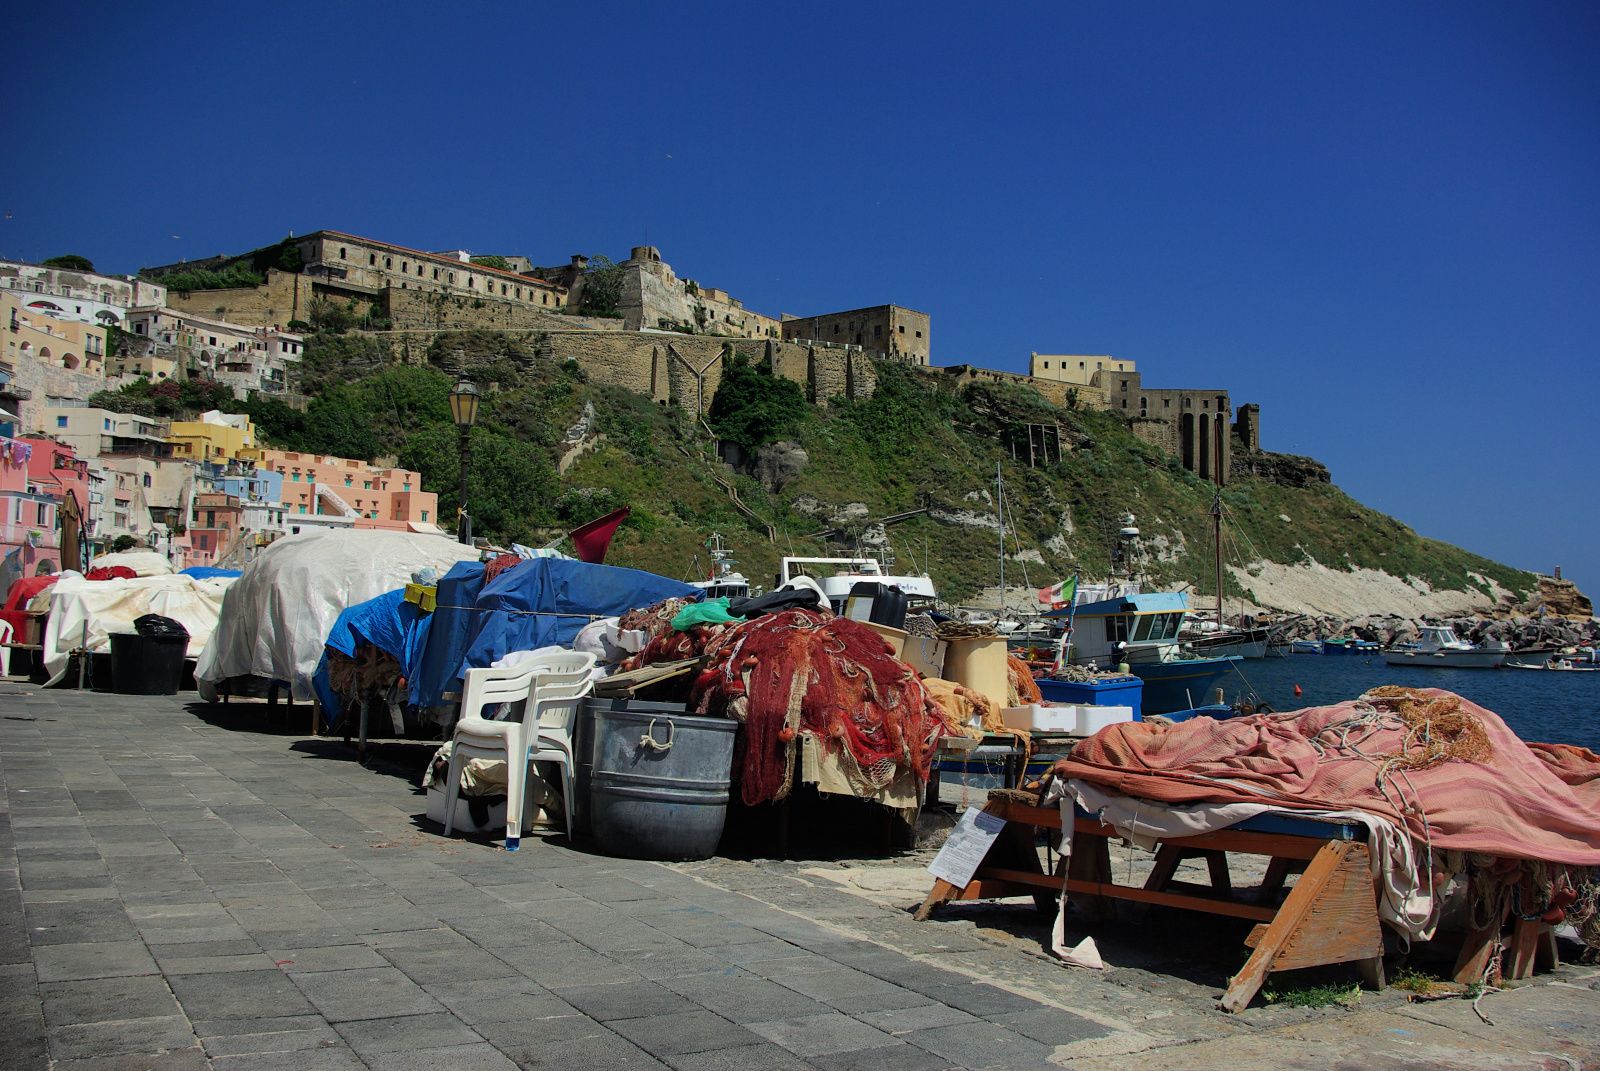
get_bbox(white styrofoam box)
[1000,704,1135,735]
[1073,705,1134,736]
[425,784,507,833]
[1001,704,1074,732]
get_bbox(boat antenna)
[1211,488,1224,627]
[996,462,1006,615]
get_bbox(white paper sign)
[926,808,1006,888]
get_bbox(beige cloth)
[800,731,920,813]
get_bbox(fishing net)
[690,608,944,806]
[1358,686,1494,773]
[1006,655,1042,706]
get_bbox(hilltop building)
[1029,353,1134,386]
[781,305,931,364]
[3,292,108,421]
[122,307,302,396]
[0,259,167,328]
[168,411,255,462]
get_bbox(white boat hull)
[1381,650,1504,669]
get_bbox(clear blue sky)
[6,3,1597,601]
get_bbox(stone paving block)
[33,940,158,982]
[852,1003,981,1036]
[332,1010,482,1054]
[770,968,935,1014]
[600,944,733,981]
[268,943,389,973]
[362,1041,522,1071]
[210,1046,368,1070]
[609,1009,765,1057]
[553,979,703,1023]
[660,1041,823,1071]
[168,968,315,1021]
[898,1021,1055,1070]
[989,1004,1111,1046]
[660,968,832,1024]
[290,965,446,1022]
[157,950,281,975]
[19,885,124,904]
[200,1019,344,1058]
[423,976,582,1027]
[508,940,645,987]
[808,1041,962,1071]
[39,975,183,1027]
[482,1020,672,1070]
[747,1011,903,1058]
[49,1046,212,1071]
[381,943,523,985]
[904,982,1045,1017]
[47,1014,199,1062]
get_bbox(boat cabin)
[778,556,938,614]
[1046,591,1190,667]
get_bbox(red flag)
[570,507,630,564]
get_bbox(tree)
[110,535,138,553]
[579,255,626,316]
[470,255,511,271]
[307,297,356,334]
[42,254,94,272]
[399,424,558,545]
[707,353,805,453]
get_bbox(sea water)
[1231,656,1600,750]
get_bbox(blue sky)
[5,2,1597,600]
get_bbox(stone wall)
[384,290,624,333]
[166,270,314,329]
[930,364,1101,408]
[537,332,876,414]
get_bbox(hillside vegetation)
[93,330,1536,608]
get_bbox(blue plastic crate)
[1035,676,1144,720]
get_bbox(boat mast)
[996,462,1005,615]
[1211,490,1224,627]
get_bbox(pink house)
[257,450,441,533]
[0,435,60,595]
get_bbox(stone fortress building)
[141,228,1265,486]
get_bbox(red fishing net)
[690,608,945,806]
[483,553,522,584]
[1006,655,1042,706]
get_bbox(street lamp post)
[448,378,479,545]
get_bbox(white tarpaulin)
[86,550,176,576]
[42,572,235,686]
[196,529,479,701]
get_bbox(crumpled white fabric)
[1043,777,1437,959]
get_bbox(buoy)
[1294,684,1303,697]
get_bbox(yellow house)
[168,410,256,461]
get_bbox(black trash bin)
[110,615,190,695]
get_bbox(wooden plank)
[1507,919,1547,981]
[992,802,1333,861]
[1062,878,1279,922]
[1221,841,1383,1012]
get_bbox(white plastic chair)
[0,619,12,677]
[442,651,596,850]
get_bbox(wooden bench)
[915,791,1384,1012]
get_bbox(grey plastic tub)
[588,702,736,861]
[574,698,689,838]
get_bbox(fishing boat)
[778,555,937,614]
[1381,626,1505,669]
[1043,590,1238,715]
[1186,623,1272,659]
[1321,637,1379,656]
[1290,639,1323,655]
[1506,646,1600,672]
[688,533,752,600]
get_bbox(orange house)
[256,450,440,533]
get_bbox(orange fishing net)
[691,608,945,806]
[1007,655,1042,706]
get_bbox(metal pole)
[456,423,471,545]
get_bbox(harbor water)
[1225,655,1600,750]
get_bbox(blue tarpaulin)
[314,589,432,729]
[407,560,487,710]
[180,566,242,580]
[407,558,700,707]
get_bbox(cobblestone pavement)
[2,686,1596,1070]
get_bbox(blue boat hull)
[1131,657,1239,715]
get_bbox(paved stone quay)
[1,686,1596,1070]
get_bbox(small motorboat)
[1382,626,1504,669]
[1290,639,1323,655]
[1321,637,1379,656]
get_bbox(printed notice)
[926,807,1006,888]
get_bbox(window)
[298,505,307,514]
[363,481,371,490]
[832,324,840,335]
[1121,381,1127,392]
[542,294,548,305]
[369,254,376,265]
[501,283,508,295]
[344,477,352,487]
[1042,361,1049,369]
[421,510,428,522]
[339,247,347,259]
[449,272,455,284]
[56,416,67,428]
[37,503,47,525]
[1104,615,1130,644]
[142,474,151,488]
[898,325,905,334]
[103,418,112,430]
[433,268,439,280]
[873,326,882,339]
[468,278,475,289]
[385,256,392,268]
[403,483,411,491]
[915,330,923,338]
[1163,399,1171,409]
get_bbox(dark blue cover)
[180,566,242,579]
[314,589,430,729]
[407,560,487,709]
[454,558,700,685]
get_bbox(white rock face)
[930,507,1002,531]
[1228,558,1511,618]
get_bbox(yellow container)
[863,621,908,660]
[404,583,438,613]
[941,635,1008,707]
